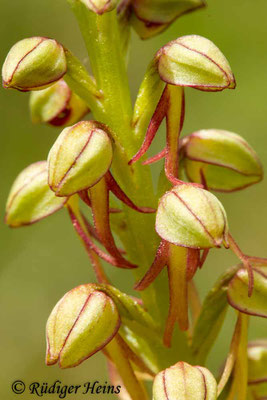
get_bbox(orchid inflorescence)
[3,1,267,399]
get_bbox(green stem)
[64,50,103,111]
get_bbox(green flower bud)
[156,184,228,249]
[133,0,204,25]
[46,284,120,368]
[156,35,235,91]
[227,267,267,317]
[131,1,205,40]
[182,129,263,192]
[2,37,67,91]
[30,80,89,127]
[153,361,217,400]
[48,121,113,197]
[80,0,117,14]
[5,161,67,227]
[248,340,267,384]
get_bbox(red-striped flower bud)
[46,284,120,368]
[5,161,67,227]
[2,37,67,91]
[48,121,113,197]
[30,80,89,127]
[156,184,228,249]
[182,129,263,192]
[153,361,217,400]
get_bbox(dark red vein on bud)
[105,172,155,213]
[172,190,219,247]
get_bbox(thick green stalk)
[66,0,191,362]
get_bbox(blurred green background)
[1,0,267,398]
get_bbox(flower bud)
[182,129,263,192]
[248,340,267,384]
[2,37,67,91]
[156,184,228,249]
[227,267,267,317]
[46,284,120,368]
[5,161,66,227]
[131,1,205,40]
[80,0,117,14]
[30,80,89,127]
[133,0,204,24]
[156,35,235,91]
[48,121,113,196]
[153,361,217,400]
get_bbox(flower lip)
[155,35,236,91]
